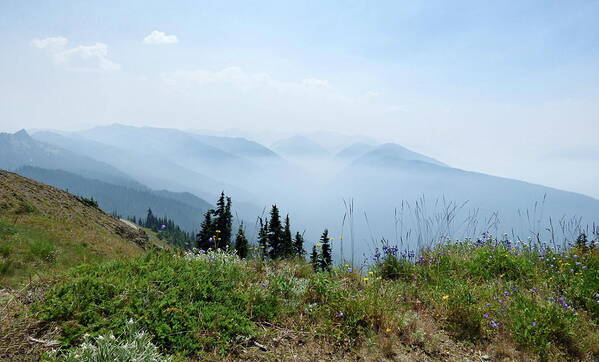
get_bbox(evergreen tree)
[319,229,332,271]
[196,210,215,250]
[234,222,249,259]
[294,231,305,257]
[310,245,319,272]
[281,214,294,258]
[257,217,268,258]
[268,205,283,259]
[214,192,233,249]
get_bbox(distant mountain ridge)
[0,129,141,188]
[17,166,212,232]
[271,135,330,158]
[353,143,448,168]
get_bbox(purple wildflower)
[532,322,537,327]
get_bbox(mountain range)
[1,125,598,256]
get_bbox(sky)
[1,0,598,197]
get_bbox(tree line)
[195,192,332,270]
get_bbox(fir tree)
[214,192,233,249]
[234,222,249,259]
[319,229,332,271]
[268,205,283,259]
[258,217,269,259]
[294,231,305,257]
[310,245,319,272]
[281,214,294,258]
[196,210,215,250]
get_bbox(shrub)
[28,239,56,262]
[50,320,172,362]
[508,295,582,359]
[37,251,261,356]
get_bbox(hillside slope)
[0,170,146,288]
[16,166,211,232]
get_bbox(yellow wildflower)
[385,328,392,333]
[363,277,369,281]
[442,295,449,300]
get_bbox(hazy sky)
[1,1,598,197]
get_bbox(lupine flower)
[483,313,489,319]
[532,322,537,327]
[490,320,500,328]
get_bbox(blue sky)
[1,1,598,196]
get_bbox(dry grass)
[0,170,145,287]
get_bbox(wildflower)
[316,243,322,247]
[483,313,489,319]
[532,322,537,327]
[503,291,510,296]
[337,312,345,317]
[216,230,221,233]
[595,293,599,298]
[489,320,500,328]
[260,283,267,288]
[346,267,352,272]
[442,295,449,300]
[385,328,392,333]
[363,277,369,281]
[368,271,374,275]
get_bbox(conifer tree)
[281,214,294,258]
[234,222,249,259]
[258,217,269,259]
[319,229,332,271]
[196,210,215,250]
[310,245,319,272]
[214,192,233,249]
[268,205,283,259]
[294,231,305,257]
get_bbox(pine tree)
[268,205,283,259]
[294,231,305,257]
[319,229,332,271]
[281,214,294,258]
[234,222,249,259]
[196,210,215,250]
[258,217,269,259]
[310,245,319,272]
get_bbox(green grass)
[0,217,142,288]
[15,241,599,360]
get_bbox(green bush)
[28,238,56,262]
[508,295,582,359]
[466,246,535,282]
[37,252,265,356]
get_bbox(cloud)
[32,36,68,52]
[32,37,120,71]
[301,78,330,88]
[143,30,179,44]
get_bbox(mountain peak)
[13,129,31,140]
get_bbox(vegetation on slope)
[9,235,595,361]
[0,170,146,288]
